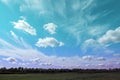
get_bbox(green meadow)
[0,72,120,80]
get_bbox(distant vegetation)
[0,67,120,80]
[0,67,120,74]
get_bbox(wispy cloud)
[10,31,32,49]
[0,38,119,69]
[113,54,120,57]
[0,38,16,49]
[20,0,46,14]
[1,0,9,5]
[1,36,115,69]
[88,25,109,36]
[10,30,21,45]
[1,0,120,69]
[1,0,111,46]
[82,38,100,53]
[0,0,21,6]
[43,23,57,34]
[0,38,45,60]
[19,0,66,17]
[10,31,18,40]
[11,18,36,36]
[35,37,64,48]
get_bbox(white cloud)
[88,25,109,36]
[0,0,17,5]
[20,0,46,14]
[113,54,120,57]
[82,56,106,61]
[84,39,95,45]
[30,58,40,63]
[43,23,57,34]
[71,0,94,11]
[98,27,120,44]
[71,0,80,11]
[1,0,9,5]
[10,31,32,49]
[82,39,99,52]
[11,18,36,35]
[82,55,94,60]
[20,16,26,20]
[82,27,120,52]
[1,0,66,18]
[59,42,64,46]
[0,38,119,69]
[3,57,17,64]
[82,39,95,49]
[20,0,66,17]
[104,49,114,54]
[96,57,106,61]
[10,31,18,40]
[81,0,94,10]
[35,37,64,48]
[98,63,105,67]
[116,62,120,65]
[41,63,52,66]
[2,0,94,18]
[0,38,45,60]
[0,38,16,49]
[0,48,45,61]
[10,30,19,41]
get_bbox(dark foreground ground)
[0,72,120,80]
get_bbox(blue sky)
[0,0,120,69]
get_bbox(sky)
[0,0,120,69]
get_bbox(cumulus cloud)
[0,38,119,69]
[11,18,36,35]
[96,57,106,61]
[82,56,106,61]
[35,37,64,48]
[98,63,105,67]
[41,63,52,66]
[3,57,17,64]
[98,27,120,44]
[82,55,94,60]
[59,42,64,46]
[43,23,57,34]
[30,58,41,63]
[82,27,120,52]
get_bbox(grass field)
[0,72,120,80]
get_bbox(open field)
[0,72,120,80]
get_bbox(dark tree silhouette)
[0,67,120,74]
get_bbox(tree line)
[0,67,120,74]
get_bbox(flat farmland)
[0,72,120,80]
